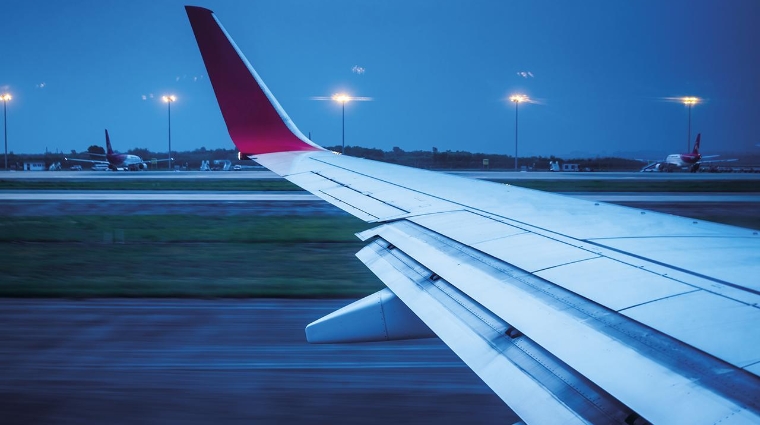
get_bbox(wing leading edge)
[185,6,760,424]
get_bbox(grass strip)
[0,242,380,298]
[0,179,301,191]
[0,215,379,298]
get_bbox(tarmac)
[0,299,515,425]
[1,170,758,424]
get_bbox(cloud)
[176,75,204,82]
[141,95,147,100]
[140,93,155,101]
[517,71,534,79]
[351,65,366,75]
[36,82,46,89]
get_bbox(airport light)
[332,93,351,154]
[509,94,528,171]
[162,95,177,170]
[1,93,11,171]
[682,96,699,151]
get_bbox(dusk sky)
[2,0,759,158]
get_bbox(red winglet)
[185,6,321,155]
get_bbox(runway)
[1,190,758,203]
[0,299,515,425]
[2,189,758,230]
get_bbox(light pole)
[682,97,699,151]
[509,94,528,171]
[162,95,176,170]
[332,93,350,154]
[1,93,11,171]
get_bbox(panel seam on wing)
[583,239,760,301]
[317,190,379,220]
[615,289,703,313]
[531,257,598,274]
[313,171,411,214]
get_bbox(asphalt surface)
[0,299,515,425]
[2,172,758,425]
[2,191,757,230]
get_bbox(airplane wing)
[64,157,109,165]
[700,157,739,164]
[185,6,760,424]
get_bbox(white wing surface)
[185,6,760,424]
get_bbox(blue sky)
[1,0,759,157]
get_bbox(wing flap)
[359,220,760,423]
[622,291,760,367]
[356,240,628,425]
[396,211,760,372]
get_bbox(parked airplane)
[186,6,760,424]
[640,134,735,172]
[66,130,171,171]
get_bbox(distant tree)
[70,150,77,155]
[87,145,105,155]
[128,148,153,159]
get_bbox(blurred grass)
[0,216,382,298]
[0,179,301,191]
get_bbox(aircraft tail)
[692,133,701,154]
[184,6,322,156]
[105,129,114,155]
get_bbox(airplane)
[185,6,760,424]
[65,129,171,171]
[640,133,735,172]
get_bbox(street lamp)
[682,96,699,151]
[332,93,351,154]
[162,95,177,170]
[1,93,11,171]
[509,94,528,171]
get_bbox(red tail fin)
[105,129,114,155]
[692,133,701,154]
[185,6,321,155]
